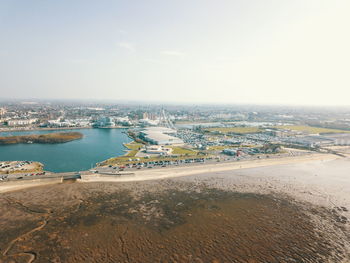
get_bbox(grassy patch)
[169,146,197,155]
[125,149,139,157]
[0,132,83,145]
[207,145,229,151]
[124,142,144,150]
[274,125,350,134]
[102,142,201,166]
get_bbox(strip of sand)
[0,153,338,193]
[80,153,338,183]
[0,178,62,193]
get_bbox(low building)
[138,119,159,127]
[222,148,237,156]
[0,107,6,117]
[145,145,172,155]
[139,127,184,145]
[222,148,245,156]
[115,117,132,126]
[321,134,350,146]
[7,118,37,126]
[93,117,115,128]
[285,136,334,147]
[266,129,299,137]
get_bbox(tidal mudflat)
[0,177,349,263]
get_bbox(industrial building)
[285,136,334,147]
[321,134,350,146]
[139,127,184,145]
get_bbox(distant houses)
[7,118,37,127]
[92,116,115,128]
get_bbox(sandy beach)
[0,153,349,262]
[0,178,61,193]
[81,153,338,183]
[0,153,336,194]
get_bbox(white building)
[115,117,132,126]
[145,145,172,155]
[286,136,334,147]
[0,107,6,117]
[7,119,37,126]
[93,117,115,127]
[138,119,160,127]
[140,127,183,145]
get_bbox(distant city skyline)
[1,0,350,106]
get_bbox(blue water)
[0,128,131,172]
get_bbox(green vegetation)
[100,138,204,166]
[0,132,83,145]
[101,143,205,166]
[122,142,144,158]
[105,152,139,164]
[101,141,144,162]
[205,127,263,134]
[124,142,144,150]
[207,145,229,151]
[124,150,139,157]
[169,146,197,155]
[274,125,350,134]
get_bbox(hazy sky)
[0,1,349,105]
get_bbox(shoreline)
[81,153,338,183]
[0,126,128,133]
[0,152,338,193]
[0,126,92,133]
[1,153,349,261]
[0,177,62,193]
[0,132,83,145]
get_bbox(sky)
[0,0,349,106]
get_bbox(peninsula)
[0,132,83,145]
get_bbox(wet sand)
[0,152,335,194]
[0,179,61,194]
[0,174,349,263]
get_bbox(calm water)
[0,128,131,172]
